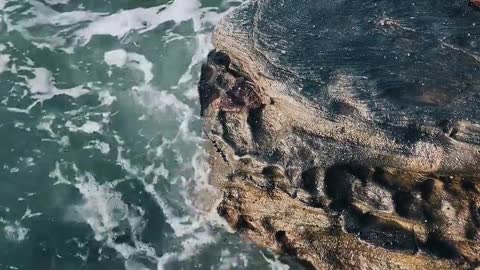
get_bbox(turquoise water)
[0,1,295,269]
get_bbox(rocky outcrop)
[199,0,480,269]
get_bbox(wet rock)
[200,0,480,269]
[470,0,480,9]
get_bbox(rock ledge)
[199,1,480,269]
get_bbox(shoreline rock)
[199,1,480,269]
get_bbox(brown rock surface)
[199,0,480,269]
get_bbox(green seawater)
[0,1,303,269]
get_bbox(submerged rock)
[199,0,480,269]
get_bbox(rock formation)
[199,0,480,269]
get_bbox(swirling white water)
[0,0,296,269]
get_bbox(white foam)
[22,157,35,167]
[53,86,90,99]
[36,114,56,137]
[73,173,127,241]
[260,251,290,270]
[131,85,190,115]
[219,249,249,270]
[115,137,236,270]
[66,120,102,134]
[3,1,102,44]
[76,0,201,44]
[79,121,102,134]
[21,207,43,220]
[59,135,70,147]
[112,2,247,266]
[0,54,10,74]
[116,144,211,239]
[84,140,111,154]
[68,169,158,260]
[104,50,153,83]
[28,67,89,102]
[98,90,117,106]
[126,53,153,83]
[3,221,29,242]
[104,49,128,67]
[49,162,71,185]
[44,0,70,5]
[28,67,53,94]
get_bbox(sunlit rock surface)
[200,0,480,269]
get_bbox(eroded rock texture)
[199,0,480,269]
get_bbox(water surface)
[0,0,295,269]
